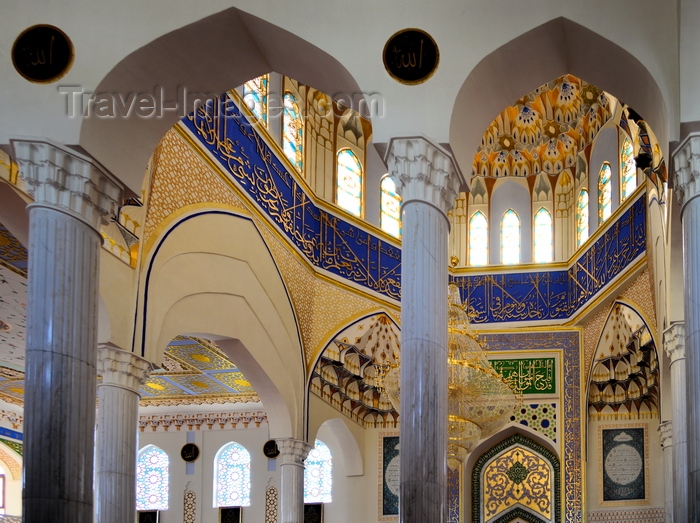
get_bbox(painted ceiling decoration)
[140,336,259,406]
[310,313,401,428]
[588,303,658,420]
[0,222,27,374]
[472,74,611,179]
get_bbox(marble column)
[659,421,674,523]
[385,136,465,523]
[277,438,312,523]
[664,322,687,522]
[11,138,121,523]
[673,134,700,519]
[96,343,152,523]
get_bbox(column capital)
[664,322,686,363]
[659,420,673,449]
[673,133,700,209]
[10,138,122,232]
[97,343,153,394]
[276,438,312,466]
[384,135,466,216]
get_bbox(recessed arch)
[80,6,364,193]
[450,17,668,185]
[137,209,305,438]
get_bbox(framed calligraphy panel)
[490,357,557,395]
[12,25,74,83]
[599,424,648,505]
[378,432,400,521]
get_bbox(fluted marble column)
[385,136,465,523]
[96,344,152,523]
[659,421,674,523]
[11,138,121,523]
[674,134,700,519]
[278,438,312,523]
[664,322,687,522]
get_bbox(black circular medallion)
[263,439,280,458]
[383,28,439,85]
[180,443,200,463]
[12,25,74,84]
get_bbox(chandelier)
[382,284,519,468]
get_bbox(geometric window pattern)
[533,207,553,263]
[243,74,268,125]
[620,136,636,201]
[482,446,553,522]
[577,189,589,248]
[508,403,558,443]
[214,442,251,507]
[469,211,488,266]
[501,209,520,265]
[598,162,612,224]
[136,445,169,511]
[336,149,363,218]
[304,440,332,503]
[283,91,303,173]
[380,175,401,238]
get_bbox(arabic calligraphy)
[383,29,439,85]
[452,195,646,323]
[12,25,73,83]
[491,358,556,395]
[183,96,402,301]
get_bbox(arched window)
[304,440,332,503]
[214,442,251,507]
[136,445,169,511]
[469,211,488,266]
[243,74,268,125]
[283,92,303,173]
[336,149,363,217]
[380,175,401,237]
[577,189,589,247]
[501,209,520,265]
[598,162,612,223]
[533,207,553,263]
[620,136,636,201]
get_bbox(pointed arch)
[380,174,401,237]
[598,162,612,223]
[533,207,553,263]
[336,148,363,217]
[469,210,488,266]
[620,135,637,200]
[137,445,169,510]
[283,91,304,172]
[214,442,251,507]
[501,209,520,264]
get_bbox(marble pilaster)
[659,421,674,523]
[385,136,465,523]
[277,438,312,523]
[11,138,121,523]
[664,322,687,523]
[673,134,700,519]
[96,344,152,523]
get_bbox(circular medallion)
[180,443,200,463]
[263,439,280,458]
[12,25,74,84]
[383,28,439,85]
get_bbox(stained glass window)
[336,149,363,217]
[620,136,636,201]
[214,442,251,507]
[283,92,303,173]
[136,445,169,510]
[304,440,332,503]
[533,207,553,263]
[501,209,520,265]
[243,74,268,125]
[380,175,401,237]
[598,162,612,223]
[577,189,589,247]
[469,211,488,266]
